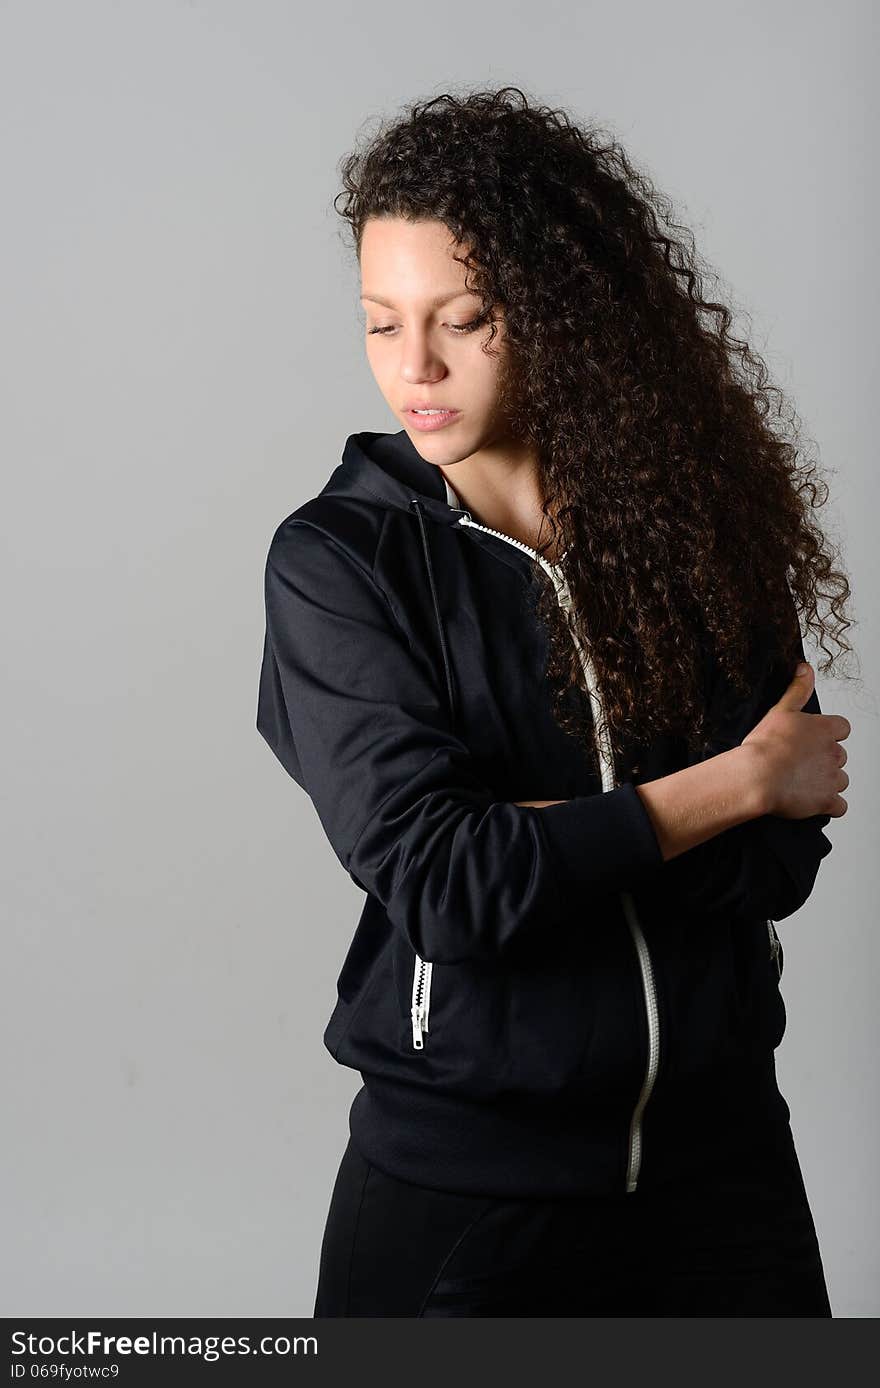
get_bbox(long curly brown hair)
[334,85,857,775]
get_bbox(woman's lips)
[406,409,461,433]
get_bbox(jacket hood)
[319,428,464,525]
[309,427,574,745]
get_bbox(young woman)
[257,88,854,1317]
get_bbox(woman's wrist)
[633,743,770,862]
[732,741,774,818]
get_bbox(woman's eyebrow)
[359,290,476,308]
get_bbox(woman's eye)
[367,316,487,337]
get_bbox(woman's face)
[359,216,514,465]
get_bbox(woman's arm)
[257,519,664,965]
[633,661,847,862]
[628,631,846,924]
[519,636,848,924]
[517,740,765,861]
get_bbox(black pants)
[313,1122,832,1316]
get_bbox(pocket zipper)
[767,918,782,979]
[411,954,433,1049]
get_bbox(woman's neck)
[439,442,562,560]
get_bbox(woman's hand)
[742,662,850,819]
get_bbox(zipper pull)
[411,1003,426,1050]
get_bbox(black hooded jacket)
[256,428,833,1198]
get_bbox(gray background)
[2,0,877,1318]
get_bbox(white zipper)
[454,510,662,1193]
[411,954,433,1049]
[767,919,782,979]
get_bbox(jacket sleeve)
[643,609,833,925]
[256,520,664,964]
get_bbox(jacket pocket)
[378,920,647,1105]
